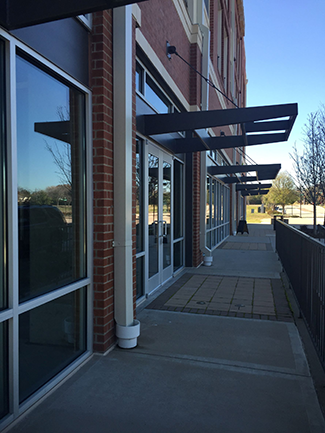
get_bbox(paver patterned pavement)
[147,224,292,322]
[146,273,293,321]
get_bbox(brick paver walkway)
[146,273,293,322]
[221,242,272,251]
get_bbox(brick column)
[190,43,203,267]
[91,10,115,353]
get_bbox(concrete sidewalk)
[6,224,325,433]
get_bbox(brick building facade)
[1,0,297,428]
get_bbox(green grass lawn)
[246,205,271,224]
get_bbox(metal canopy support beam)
[208,163,281,176]
[236,183,272,191]
[137,103,298,136]
[34,121,70,144]
[219,176,258,184]
[167,132,287,153]
[209,164,280,186]
[241,190,269,196]
[0,0,146,30]
[245,119,290,133]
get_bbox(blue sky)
[17,56,70,191]
[243,0,325,177]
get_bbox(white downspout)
[113,6,140,348]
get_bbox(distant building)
[0,0,296,428]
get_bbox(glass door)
[147,144,173,293]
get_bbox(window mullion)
[7,40,20,418]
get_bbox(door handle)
[157,220,167,238]
[162,220,167,237]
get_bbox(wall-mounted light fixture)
[166,41,177,60]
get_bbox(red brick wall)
[189,43,202,107]
[209,0,217,72]
[91,10,115,353]
[139,0,191,106]
[189,41,203,266]
[192,152,203,267]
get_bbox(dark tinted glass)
[0,321,9,420]
[19,288,87,403]
[173,240,183,272]
[136,256,144,299]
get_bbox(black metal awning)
[236,183,272,197]
[136,103,298,154]
[241,189,269,197]
[208,163,281,182]
[35,121,70,144]
[0,0,146,30]
[236,183,272,191]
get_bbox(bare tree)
[45,105,72,192]
[291,108,325,232]
[45,141,71,189]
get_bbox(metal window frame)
[136,59,173,115]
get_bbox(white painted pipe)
[116,320,140,349]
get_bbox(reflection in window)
[174,160,183,240]
[221,186,224,222]
[136,139,144,254]
[206,176,211,228]
[16,55,86,302]
[145,76,169,114]
[136,139,144,299]
[136,63,143,94]
[0,321,9,420]
[204,0,209,14]
[148,154,159,278]
[212,180,216,227]
[163,162,171,269]
[19,288,86,403]
[0,40,6,311]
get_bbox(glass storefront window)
[145,76,169,114]
[221,186,224,223]
[206,176,211,228]
[16,55,87,302]
[212,180,216,227]
[173,240,183,272]
[136,256,144,299]
[148,154,159,278]
[206,232,211,249]
[136,63,143,94]
[205,178,230,249]
[0,321,9,420]
[136,139,144,254]
[163,162,171,269]
[19,288,86,403]
[174,160,183,240]
[136,139,144,299]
